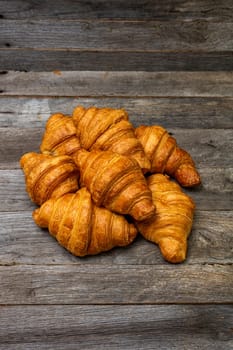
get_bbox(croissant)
[20,152,79,205]
[33,188,137,256]
[40,113,81,156]
[73,149,155,221]
[135,125,201,187]
[136,174,195,263]
[72,106,151,172]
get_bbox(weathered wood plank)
[1,20,233,50]
[1,168,232,212]
[0,210,232,266]
[0,264,232,304]
[1,50,233,71]
[1,96,233,129]
[0,127,232,169]
[0,305,232,350]
[1,0,233,20]
[1,71,233,97]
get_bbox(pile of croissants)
[20,106,201,263]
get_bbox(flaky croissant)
[136,174,195,263]
[135,125,201,187]
[40,113,81,156]
[20,152,79,205]
[72,106,151,172]
[74,149,155,221]
[33,188,137,256]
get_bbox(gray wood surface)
[1,20,233,51]
[1,264,233,304]
[1,71,233,97]
[1,0,233,20]
[2,50,233,71]
[0,305,232,350]
[0,1,232,348]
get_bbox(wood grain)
[1,50,233,71]
[1,96,233,129]
[1,0,233,20]
[0,305,232,350]
[0,210,232,266]
[1,71,233,97]
[0,264,232,304]
[1,20,233,51]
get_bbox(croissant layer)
[33,188,137,256]
[74,149,155,221]
[136,174,195,263]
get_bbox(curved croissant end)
[135,125,201,187]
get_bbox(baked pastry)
[33,188,137,256]
[136,174,195,263]
[135,125,201,187]
[74,149,155,221]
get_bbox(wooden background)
[0,1,233,349]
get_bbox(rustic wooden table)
[0,1,233,349]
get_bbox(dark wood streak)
[0,0,233,20]
[1,20,233,50]
[1,50,233,71]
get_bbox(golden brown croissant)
[136,174,195,263]
[33,188,137,256]
[20,152,79,205]
[135,125,201,187]
[40,113,81,156]
[73,149,155,221]
[72,106,151,172]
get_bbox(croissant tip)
[32,208,41,226]
[174,163,201,187]
[159,237,187,263]
[129,200,156,222]
[19,152,36,168]
[128,224,138,243]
